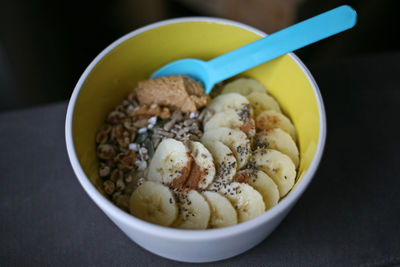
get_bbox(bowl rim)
[65,16,327,241]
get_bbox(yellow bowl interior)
[72,20,320,195]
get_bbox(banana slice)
[207,92,249,113]
[188,141,216,189]
[204,109,255,138]
[235,170,280,210]
[147,138,190,184]
[173,190,211,230]
[202,127,251,169]
[202,191,237,228]
[255,110,297,141]
[252,148,296,197]
[204,109,243,132]
[246,92,281,116]
[202,139,237,184]
[129,181,178,226]
[221,78,267,96]
[254,128,299,168]
[221,182,265,223]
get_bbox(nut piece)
[97,144,116,160]
[116,150,136,171]
[99,163,111,177]
[116,178,126,191]
[122,118,136,131]
[107,111,126,124]
[96,124,112,144]
[124,174,133,183]
[103,180,115,195]
[110,124,135,148]
[110,169,124,182]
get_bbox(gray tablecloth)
[1,52,400,266]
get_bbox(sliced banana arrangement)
[207,92,249,113]
[202,191,237,228]
[252,149,296,198]
[202,127,251,169]
[202,139,237,184]
[125,77,300,229]
[254,128,299,168]
[256,110,297,141]
[147,138,191,184]
[204,109,244,131]
[129,181,178,226]
[235,169,280,210]
[220,182,265,223]
[172,190,211,230]
[246,91,281,116]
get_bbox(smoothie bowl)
[65,17,326,262]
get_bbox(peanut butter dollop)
[136,75,209,113]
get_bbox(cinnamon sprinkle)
[168,153,206,198]
[185,160,206,189]
[240,119,255,137]
[234,170,255,184]
[168,155,192,191]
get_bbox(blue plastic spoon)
[151,5,357,94]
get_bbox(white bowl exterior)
[66,17,326,263]
[105,204,293,262]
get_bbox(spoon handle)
[207,5,357,85]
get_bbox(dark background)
[0,0,399,111]
[1,1,400,265]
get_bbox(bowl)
[65,17,326,263]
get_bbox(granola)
[95,79,212,211]
[95,76,299,229]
